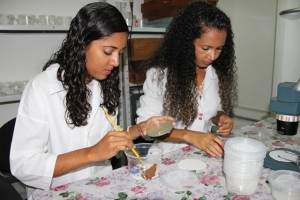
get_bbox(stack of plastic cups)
[223,137,267,195]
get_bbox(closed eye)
[104,51,112,56]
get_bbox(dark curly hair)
[144,1,238,127]
[43,2,128,127]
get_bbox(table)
[32,117,300,200]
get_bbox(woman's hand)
[54,130,134,177]
[136,116,175,137]
[184,131,224,157]
[217,114,234,137]
[89,130,134,162]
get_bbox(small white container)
[224,137,267,195]
[16,14,36,25]
[0,13,15,24]
[268,170,300,200]
[225,174,261,195]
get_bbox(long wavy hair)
[43,2,128,127]
[144,1,238,127]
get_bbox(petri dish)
[160,170,198,189]
[146,120,174,137]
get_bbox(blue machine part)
[270,97,300,115]
[277,82,300,103]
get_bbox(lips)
[104,70,112,75]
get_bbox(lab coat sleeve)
[136,68,165,124]
[10,78,57,190]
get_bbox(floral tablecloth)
[32,117,300,200]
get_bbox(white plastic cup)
[268,170,300,200]
[225,174,261,195]
[16,14,36,25]
[63,16,72,26]
[223,137,267,195]
[36,15,55,25]
[0,14,15,25]
[54,16,63,25]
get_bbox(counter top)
[32,117,300,199]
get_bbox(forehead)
[100,32,128,47]
[195,28,227,46]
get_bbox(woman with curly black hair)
[10,2,173,198]
[137,1,238,157]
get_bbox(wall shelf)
[0,25,68,33]
[0,95,21,103]
[0,25,165,33]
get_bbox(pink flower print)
[93,177,111,187]
[130,185,146,194]
[232,195,250,200]
[162,158,176,165]
[52,184,68,191]
[76,197,84,200]
[200,175,219,185]
[255,123,264,128]
[272,141,284,147]
[182,145,194,152]
[284,140,297,145]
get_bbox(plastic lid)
[160,170,198,189]
[224,137,267,161]
[177,158,206,171]
[268,170,300,191]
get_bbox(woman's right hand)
[89,130,134,162]
[184,131,224,157]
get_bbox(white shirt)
[136,66,221,154]
[10,64,115,198]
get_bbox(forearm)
[54,146,97,177]
[160,128,202,144]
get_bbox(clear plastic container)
[268,170,300,200]
[223,137,267,195]
[225,173,260,195]
[125,143,162,180]
[224,137,267,161]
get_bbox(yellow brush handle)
[102,107,120,131]
[102,107,144,165]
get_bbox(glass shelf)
[0,95,21,103]
[0,25,165,33]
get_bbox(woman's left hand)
[217,114,234,137]
[139,116,175,136]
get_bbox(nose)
[111,54,120,67]
[207,50,218,61]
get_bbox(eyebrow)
[103,45,127,51]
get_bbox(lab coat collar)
[46,64,66,95]
[203,65,218,93]
[45,64,103,129]
[205,65,218,80]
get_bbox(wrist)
[126,125,133,140]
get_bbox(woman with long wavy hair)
[137,1,238,157]
[10,2,173,199]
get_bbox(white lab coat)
[10,64,115,199]
[136,66,221,154]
